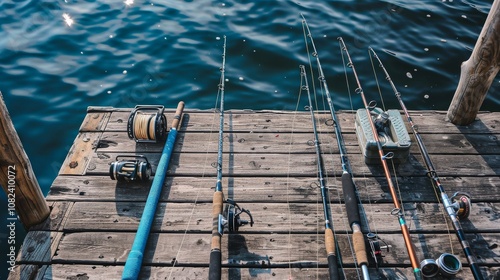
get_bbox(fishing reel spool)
[109,155,151,182]
[420,253,462,278]
[127,105,167,143]
[217,199,254,235]
[450,191,472,219]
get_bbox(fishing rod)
[368,47,483,280]
[122,101,185,280]
[209,36,254,280]
[337,37,427,280]
[299,64,342,280]
[301,15,371,280]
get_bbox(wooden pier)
[8,107,500,279]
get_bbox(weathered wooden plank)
[96,131,321,154]
[86,152,500,177]
[6,264,41,280]
[59,132,101,175]
[46,175,500,203]
[104,110,500,134]
[79,111,111,132]
[16,231,63,264]
[31,264,435,280]
[62,201,500,233]
[30,201,74,231]
[94,131,500,155]
[52,231,499,266]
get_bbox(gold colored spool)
[127,105,167,143]
[133,113,155,141]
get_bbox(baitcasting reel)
[420,253,462,278]
[218,199,254,235]
[109,155,151,182]
[450,191,472,219]
[127,105,167,143]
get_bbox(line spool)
[109,155,151,182]
[127,105,167,143]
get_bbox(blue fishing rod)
[369,47,481,280]
[299,64,342,280]
[301,15,371,280]
[209,36,253,280]
[122,101,185,280]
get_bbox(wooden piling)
[447,0,500,125]
[0,92,50,228]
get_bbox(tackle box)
[355,107,411,164]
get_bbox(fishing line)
[368,47,481,279]
[302,26,350,280]
[299,65,343,280]
[337,37,426,280]
[302,15,376,280]
[308,53,356,280]
[320,116,358,280]
[285,79,303,279]
[301,21,324,279]
[166,37,226,280]
[368,54,386,112]
[368,51,408,220]
[369,52,456,252]
[339,40,386,271]
[208,36,254,280]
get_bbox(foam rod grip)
[353,231,369,266]
[341,172,360,226]
[208,250,222,280]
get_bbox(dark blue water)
[0,1,498,277]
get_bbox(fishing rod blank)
[369,47,483,280]
[122,101,185,280]
[301,15,371,280]
[337,37,425,280]
[209,36,253,280]
[300,65,342,280]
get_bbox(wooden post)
[447,0,500,125]
[0,92,50,228]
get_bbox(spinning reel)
[450,191,472,219]
[109,155,151,182]
[127,105,167,143]
[217,199,254,235]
